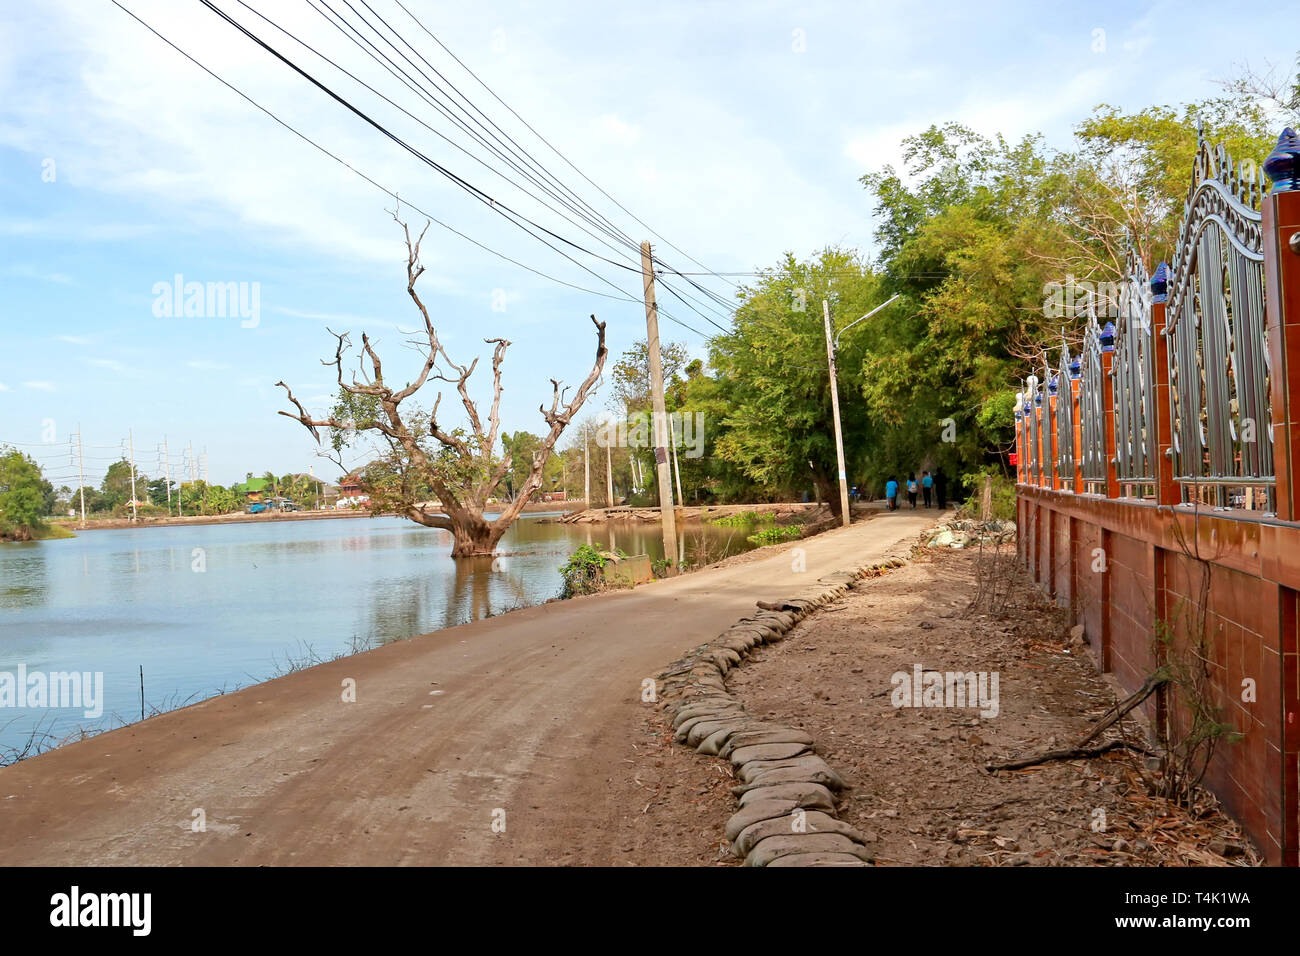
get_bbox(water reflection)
[0,515,757,751]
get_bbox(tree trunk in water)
[448,513,498,558]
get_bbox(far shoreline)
[47,498,577,532]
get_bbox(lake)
[0,513,758,757]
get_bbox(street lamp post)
[822,294,901,528]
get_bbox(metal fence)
[1016,128,1278,513]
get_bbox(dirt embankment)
[623,541,1258,866]
[50,499,577,532]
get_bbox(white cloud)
[186,359,230,371]
[23,381,56,392]
[597,113,641,146]
[57,334,91,345]
[6,263,73,284]
[0,383,10,392]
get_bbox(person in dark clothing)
[921,470,933,507]
[934,470,947,509]
[906,473,919,510]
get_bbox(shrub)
[558,543,627,598]
[708,510,775,528]
[747,525,802,546]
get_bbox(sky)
[1,0,1295,489]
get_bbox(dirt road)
[0,511,933,866]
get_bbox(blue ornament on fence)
[1264,127,1299,194]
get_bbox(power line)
[114,1,717,342]
[198,1,648,291]
[248,0,646,271]
[111,1,644,308]
[294,0,732,334]
[393,0,744,294]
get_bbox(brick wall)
[1017,486,1299,865]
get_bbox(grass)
[0,521,76,543]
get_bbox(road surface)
[0,511,934,865]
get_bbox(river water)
[0,513,757,756]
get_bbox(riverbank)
[0,510,935,865]
[555,501,885,523]
[47,498,577,532]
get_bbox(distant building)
[232,477,271,502]
[337,473,370,509]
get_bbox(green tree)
[609,338,690,412]
[708,249,883,514]
[99,460,146,513]
[0,447,54,540]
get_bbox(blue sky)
[1,0,1295,489]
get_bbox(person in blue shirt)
[885,477,899,510]
[921,470,933,507]
[906,474,919,509]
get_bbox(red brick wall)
[1016,486,1299,866]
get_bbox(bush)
[958,470,1016,521]
[708,510,775,528]
[747,525,802,546]
[558,543,626,598]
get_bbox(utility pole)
[128,429,138,522]
[75,425,85,528]
[641,242,678,560]
[583,427,591,507]
[162,437,172,515]
[605,442,614,508]
[823,299,852,527]
[669,413,684,505]
[821,294,900,529]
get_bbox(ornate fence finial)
[1150,261,1169,304]
[1265,127,1300,194]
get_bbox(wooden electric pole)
[641,241,677,564]
[128,429,138,522]
[823,299,851,527]
[605,442,614,508]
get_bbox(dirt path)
[643,542,1257,866]
[0,511,934,866]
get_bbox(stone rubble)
[923,519,1016,549]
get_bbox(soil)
[628,538,1261,866]
[0,510,936,865]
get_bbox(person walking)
[906,473,919,510]
[921,470,933,507]
[934,470,947,509]
[885,476,899,511]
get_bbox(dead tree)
[277,213,608,557]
